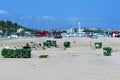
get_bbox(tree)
[14,23,18,26]
[6,21,13,25]
[0,20,38,36]
[0,20,5,26]
[83,28,103,33]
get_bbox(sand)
[0,37,120,80]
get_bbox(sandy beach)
[0,37,120,80]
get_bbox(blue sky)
[0,0,120,30]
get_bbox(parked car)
[54,35,62,38]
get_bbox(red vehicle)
[35,31,51,37]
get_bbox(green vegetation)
[0,20,106,37]
[51,29,67,35]
[0,20,67,37]
[0,20,35,36]
[83,28,104,33]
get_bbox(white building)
[0,30,2,33]
[17,28,24,33]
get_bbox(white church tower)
[78,22,81,32]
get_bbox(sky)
[0,0,120,30]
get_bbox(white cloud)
[0,10,8,14]
[42,16,55,20]
[67,17,78,22]
[27,16,33,19]
[20,16,33,19]
[19,15,55,21]
[35,16,41,20]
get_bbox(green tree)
[5,21,13,27]
[0,20,5,26]
[83,28,103,33]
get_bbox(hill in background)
[0,20,36,37]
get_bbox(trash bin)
[64,41,70,48]
[1,48,31,58]
[45,40,50,48]
[23,46,31,49]
[43,42,47,47]
[103,47,112,56]
[94,42,102,49]
[22,49,31,58]
[15,49,23,58]
[43,41,50,48]
[50,40,56,47]
[45,40,57,48]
